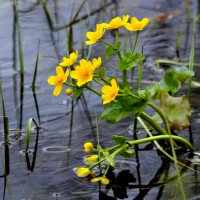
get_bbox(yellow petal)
[47,76,56,85]
[76,167,91,177]
[53,84,62,96]
[86,32,94,40]
[56,66,64,75]
[101,85,111,94]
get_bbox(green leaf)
[100,95,147,123]
[152,93,191,131]
[105,41,121,59]
[112,135,127,145]
[148,66,194,99]
[100,103,131,123]
[117,52,144,71]
[162,66,194,95]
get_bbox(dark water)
[0,0,200,199]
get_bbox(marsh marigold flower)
[70,59,94,86]
[75,167,91,177]
[60,50,78,67]
[84,142,94,153]
[125,17,149,31]
[91,177,110,185]
[84,155,98,165]
[103,15,129,29]
[101,79,119,105]
[47,66,69,96]
[85,24,105,45]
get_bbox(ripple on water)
[42,146,71,153]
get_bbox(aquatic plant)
[47,15,195,197]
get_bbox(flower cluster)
[48,50,119,103]
[85,15,149,45]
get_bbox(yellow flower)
[66,88,73,96]
[101,79,119,105]
[85,24,105,45]
[91,177,110,185]
[103,15,129,29]
[59,50,78,67]
[84,155,98,165]
[47,66,69,96]
[75,167,91,177]
[70,59,94,86]
[125,17,150,31]
[92,57,102,69]
[84,142,94,153]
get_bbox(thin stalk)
[0,82,9,144]
[128,135,194,150]
[176,26,182,59]
[94,78,104,86]
[16,9,24,74]
[185,0,191,24]
[25,118,39,153]
[155,59,200,68]
[63,82,77,87]
[100,39,122,59]
[140,112,168,135]
[148,102,171,134]
[85,85,101,96]
[32,40,40,87]
[123,29,128,54]
[129,31,139,59]
[68,100,74,148]
[122,70,127,88]
[137,61,143,91]
[188,16,197,101]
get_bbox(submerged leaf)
[153,93,191,131]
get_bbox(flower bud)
[84,142,93,153]
[66,88,73,96]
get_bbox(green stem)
[100,39,122,60]
[64,82,77,87]
[137,117,195,170]
[128,135,194,150]
[94,78,104,86]
[122,70,127,88]
[129,31,139,59]
[137,61,143,91]
[85,85,101,96]
[148,102,171,134]
[140,112,168,135]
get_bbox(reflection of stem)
[68,100,74,148]
[32,88,41,124]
